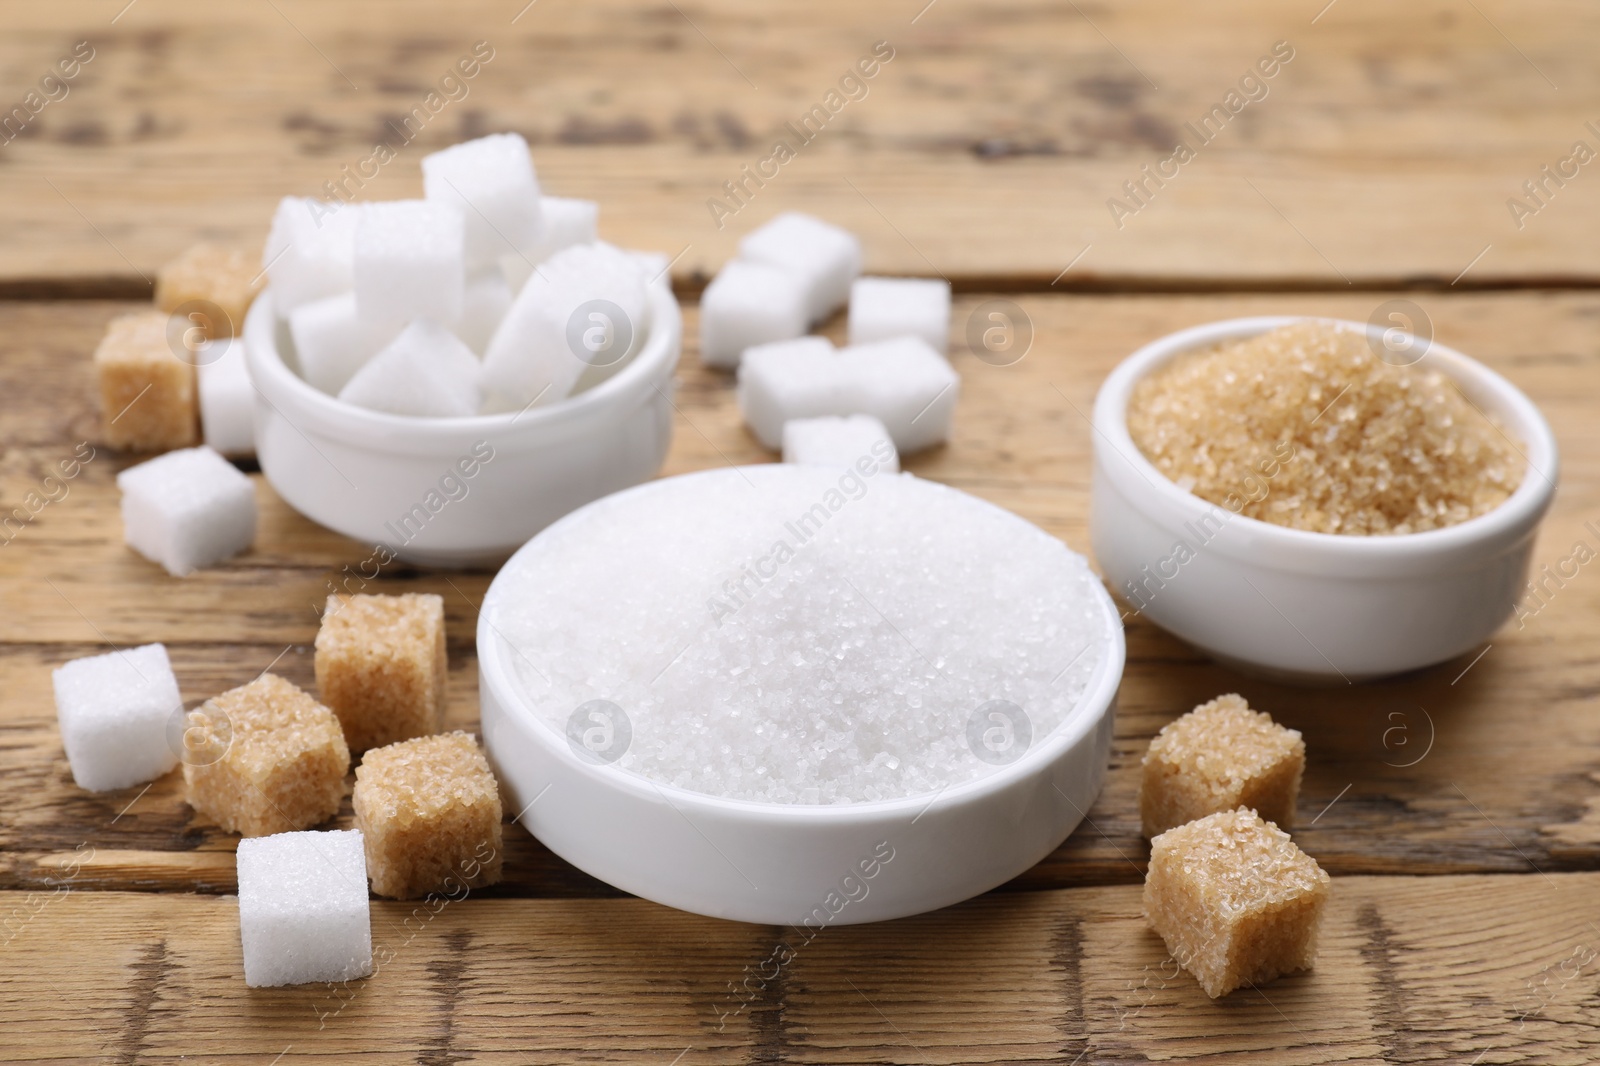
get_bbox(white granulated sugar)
[491,465,1108,805]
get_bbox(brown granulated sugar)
[1140,693,1304,838]
[1144,807,1330,998]
[1127,320,1523,535]
[315,593,446,752]
[182,673,350,837]
[353,731,503,899]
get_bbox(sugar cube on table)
[354,731,504,899]
[353,200,466,326]
[52,643,182,792]
[315,593,446,753]
[183,673,350,837]
[289,292,405,396]
[1139,693,1305,839]
[197,337,255,457]
[1144,807,1330,998]
[782,415,900,473]
[422,132,542,271]
[698,259,809,369]
[738,212,863,324]
[237,829,372,988]
[848,276,952,354]
[117,445,256,576]
[737,335,959,453]
[454,269,514,355]
[94,310,198,452]
[156,243,263,340]
[337,319,481,418]
[480,242,648,413]
[261,197,360,315]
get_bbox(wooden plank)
[0,874,1595,1063]
[2,1,1600,286]
[2,290,1598,896]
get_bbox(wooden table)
[3,2,1598,1062]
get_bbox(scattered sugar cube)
[735,336,841,446]
[261,197,359,314]
[480,242,648,413]
[354,731,504,899]
[848,276,951,354]
[699,259,809,368]
[94,310,198,452]
[782,415,900,473]
[454,269,514,355]
[237,829,372,987]
[338,319,481,418]
[1140,694,1305,839]
[738,212,862,323]
[197,337,255,457]
[289,292,405,396]
[156,243,263,339]
[315,593,446,753]
[422,132,542,271]
[1144,808,1330,998]
[117,445,256,576]
[52,643,182,792]
[738,335,958,453]
[353,200,466,326]
[183,673,350,837]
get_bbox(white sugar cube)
[454,269,514,355]
[197,337,256,457]
[738,335,958,453]
[783,415,900,473]
[699,260,808,369]
[353,200,466,326]
[630,250,671,286]
[527,196,597,264]
[52,643,182,792]
[288,292,405,396]
[422,132,542,270]
[481,242,648,413]
[338,319,481,418]
[262,198,360,314]
[117,446,257,576]
[738,212,862,324]
[734,336,840,446]
[238,829,372,988]
[848,277,952,354]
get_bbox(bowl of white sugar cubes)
[478,464,1125,925]
[244,132,681,566]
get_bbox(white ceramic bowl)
[477,470,1126,925]
[242,283,681,567]
[1092,316,1559,683]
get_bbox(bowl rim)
[477,464,1127,826]
[243,279,681,447]
[1091,314,1560,559]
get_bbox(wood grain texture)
[1,1,1600,287]
[1,875,1596,1064]
[3,290,1598,901]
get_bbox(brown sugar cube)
[353,731,504,899]
[93,311,198,451]
[1144,807,1330,998]
[315,593,446,753]
[155,242,263,339]
[182,673,350,837]
[1139,693,1304,838]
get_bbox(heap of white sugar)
[490,465,1110,804]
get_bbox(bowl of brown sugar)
[1091,316,1558,683]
